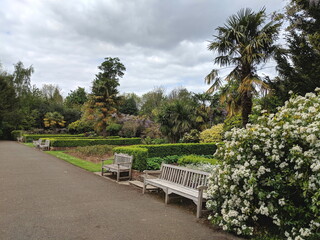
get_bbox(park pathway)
[0,141,239,240]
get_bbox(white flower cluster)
[206,91,320,239]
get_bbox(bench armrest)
[143,170,161,179]
[101,158,113,163]
[197,185,208,191]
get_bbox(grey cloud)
[0,0,286,96]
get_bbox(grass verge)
[47,151,112,172]
[23,143,34,147]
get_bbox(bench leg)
[197,190,204,218]
[117,171,120,182]
[129,170,132,180]
[196,201,203,218]
[142,182,146,194]
[165,189,169,204]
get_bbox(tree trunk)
[241,91,252,128]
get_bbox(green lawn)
[23,142,34,147]
[47,151,112,172]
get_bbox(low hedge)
[23,134,85,142]
[114,143,217,171]
[146,155,181,170]
[113,147,148,171]
[138,143,217,157]
[49,138,142,147]
[177,155,220,165]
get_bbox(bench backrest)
[33,139,43,145]
[114,153,133,168]
[43,139,50,146]
[159,164,209,189]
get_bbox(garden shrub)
[140,143,217,158]
[223,114,242,132]
[119,121,141,137]
[113,146,148,171]
[200,124,224,143]
[67,120,93,134]
[114,143,217,171]
[106,123,122,136]
[146,157,163,170]
[49,138,141,147]
[142,136,167,145]
[23,134,85,142]
[180,129,200,143]
[178,155,220,166]
[206,91,320,239]
[146,155,181,170]
[11,130,24,140]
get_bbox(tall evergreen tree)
[272,0,320,101]
[85,57,125,136]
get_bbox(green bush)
[200,124,224,143]
[114,143,217,171]
[146,155,181,170]
[49,138,141,147]
[113,146,148,171]
[140,143,217,157]
[180,129,200,143]
[67,120,93,134]
[177,155,220,165]
[223,114,242,132]
[23,134,85,142]
[11,130,24,140]
[106,123,122,136]
[146,157,163,170]
[142,137,167,145]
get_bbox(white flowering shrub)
[206,91,320,239]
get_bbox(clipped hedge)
[139,143,217,157]
[177,155,220,165]
[23,134,85,142]
[114,143,217,171]
[113,146,148,171]
[49,138,142,147]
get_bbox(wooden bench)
[33,139,43,148]
[143,163,210,218]
[39,139,50,151]
[101,153,133,182]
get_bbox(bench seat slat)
[102,164,131,171]
[145,178,208,200]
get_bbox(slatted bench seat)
[39,139,50,151]
[101,153,133,182]
[143,163,210,218]
[33,139,43,148]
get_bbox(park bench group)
[102,153,209,218]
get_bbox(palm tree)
[205,8,281,127]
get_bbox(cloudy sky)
[0,0,287,96]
